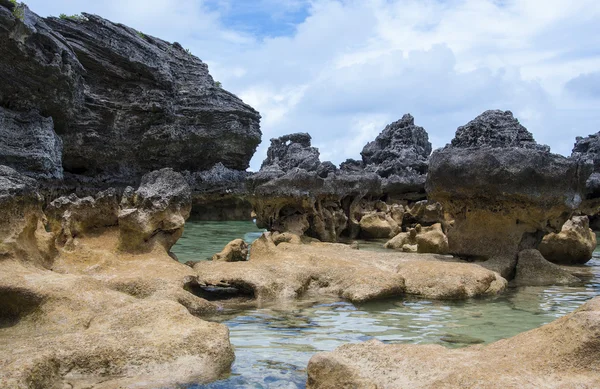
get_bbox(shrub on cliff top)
[59,13,87,22]
[10,0,24,21]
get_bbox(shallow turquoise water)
[171,220,264,262]
[172,222,600,389]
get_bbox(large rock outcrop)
[361,113,431,196]
[0,3,84,133]
[248,116,433,242]
[427,110,587,264]
[1,2,261,205]
[307,296,600,389]
[1,167,236,388]
[44,13,260,182]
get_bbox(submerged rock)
[513,249,581,286]
[427,110,586,265]
[538,216,597,265]
[307,296,600,388]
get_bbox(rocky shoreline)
[1,2,600,388]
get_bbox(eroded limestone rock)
[538,216,597,265]
[385,223,449,255]
[212,238,248,262]
[513,249,581,286]
[427,110,586,264]
[307,296,600,388]
[0,167,233,388]
[118,168,192,252]
[249,116,433,242]
[194,232,504,303]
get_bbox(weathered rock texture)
[0,108,63,179]
[513,249,581,286]
[248,116,433,242]
[427,110,586,265]
[0,166,235,388]
[538,216,597,264]
[385,223,449,255]
[212,238,248,262]
[361,114,431,195]
[194,232,505,303]
[44,13,261,181]
[307,296,600,389]
[1,2,260,206]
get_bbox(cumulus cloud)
[24,0,600,169]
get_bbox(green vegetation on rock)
[59,13,87,22]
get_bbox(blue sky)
[25,0,600,170]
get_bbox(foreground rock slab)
[307,296,600,389]
[0,167,234,388]
[194,233,505,303]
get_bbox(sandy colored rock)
[118,168,192,252]
[194,232,505,303]
[307,296,600,389]
[359,212,398,239]
[385,223,449,255]
[0,168,234,388]
[513,249,582,286]
[397,260,506,299]
[212,238,248,262]
[538,216,597,265]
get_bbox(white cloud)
[23,0,600,170]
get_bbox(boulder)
[385,223,449,255]
[358,212,398,239]
[427,110,586,263]
[0,108,63,179]
[307,296,600,389]
[405,200,444,226]
[513,249,581,286]
[118,168,192,252]
[538,216,597,264]
[212,238,248,262]
[416,223,449,255]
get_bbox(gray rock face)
[427,110,587,263]
[1,2,261,198]
[0,4,84,132]
[451,110,549,151]
[0,107,63,179]
[571,132,600,203]
[362,114,431,195]
[249,116,434,242]
[44,14,260,181]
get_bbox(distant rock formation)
[427,110,587,263]
[248,116,434,242]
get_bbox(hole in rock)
[184,279,255,301]
[0,287,44,328]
